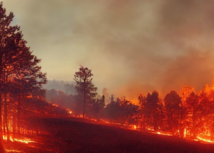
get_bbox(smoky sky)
[3,0,214,100]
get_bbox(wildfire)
[184,128,187,138]
[197,136,214,143]
[3,135,14,142]
[146,127,154,131]
[65,108,72,115]
[52,104,58,107]
[5,149,22,153]
[3,135,34,144]
[153,131,172,136]
[13,138,34,144]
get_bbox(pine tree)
[74,66,97,118]
[0,2,47,139]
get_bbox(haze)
[3,0,214,100]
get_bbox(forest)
[1,1,214,152]
[46,66,214,143]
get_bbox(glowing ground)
[3,117,214,153]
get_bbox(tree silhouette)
[0,2,47,139]
[164,90,181,135]
[138,94,147,130]
[74,66,97,118]
[146,91,163,130]
[186,92,199,138]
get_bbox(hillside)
[4,116,214,153]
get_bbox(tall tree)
[138,94,147,130]
[164,91,181,135]
[186,92,199,138]
[146,91,163,130]
[74,66,97,118]
[0,2,47,139]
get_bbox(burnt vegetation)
[46,65,214,143]
[1,1,214,153]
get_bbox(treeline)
[43,80,76,95]
[104,83,214,140]
[46,82,214,140]
[46,65,214,141]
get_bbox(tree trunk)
[192,109,196,138]
[83,80,86,118]
[0,93,2,140]
[0,139,5,153]
[0,55,2,140]
[17,94,21,134]
[13,109,15,136]
[4,92,9,141]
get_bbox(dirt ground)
[3,117,214,153]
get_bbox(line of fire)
[1,1,214,152]
[44,65,214,146]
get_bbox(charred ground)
[4,116,214,153]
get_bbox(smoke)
[3,0,214,99]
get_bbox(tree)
[0,139,4,153]
[74,66,97,118]
[138,94,147,130]
[186,92,199,138]
[164,91,181,135]
[0,2,47,139]
[146,91,163,131]
[88,95,105,119]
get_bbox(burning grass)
[3,116,214,153]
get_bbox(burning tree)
[146,91,164,131]
[74,66,97,118]
[138,94,147,130]
[164,91,181,135]
[185,92,199,138]
[0,2,47,140]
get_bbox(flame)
[153,131,172,136]
[3,134,34,144]
[3,135,14,142]
[13,138,34,144]
[5,149,22,153]
[52,103,58,107]
[197,136,214,143]
[184,128,187,138]
[146,127,154,131]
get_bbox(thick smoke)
[3,0,214,100]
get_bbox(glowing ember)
[133,125,137,130]
[146,127,154,131]
[13,138,34,144]
[184,128,187,138]
[153,131,172,136]
[69,111,72,114]
[197,136,214,143]
[5,149,22,153]
[3,135,14,142]
[52,103,58,107]
[3,135,34,144]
